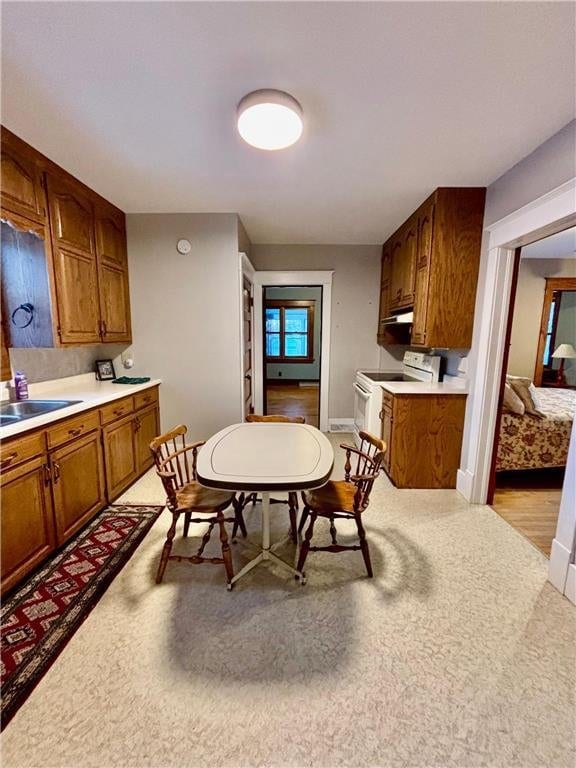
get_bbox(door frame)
[455,177,576,598]
[238,252,255,420]
[252,270,333,432]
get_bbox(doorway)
[488,228,576,556]
[252,270,333,432]
[263,286,321,427]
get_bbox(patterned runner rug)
[1,504,163,729]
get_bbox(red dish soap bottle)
[14,371,29,401]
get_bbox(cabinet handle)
[113,408,124,416]
[134,416,141,432]
[53,461,61,484]
[102,321,107,337]
[68,427,83,437]
[1,452,17,468]
[379,409,384,421]
[43,463,52,486]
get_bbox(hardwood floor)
[265,382,319,427]
[491,469,564,557]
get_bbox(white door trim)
[238,252,256,419]
[456,177,576,596]
[252,270,334,432]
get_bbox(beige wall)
[126,213,242,441]
[508,258,576,381]
[251,244,382,418]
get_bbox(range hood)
[381,311,414,326]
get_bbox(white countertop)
[0,373,161,440]
[378,379,468,395]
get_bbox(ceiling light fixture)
[237,89,303,151]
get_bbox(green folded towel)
[112,376,151,385]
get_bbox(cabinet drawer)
[47,411,100,449]
[134,387,158,411]
[100,396,134,425]
[1,431,45,470]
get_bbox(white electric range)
[353,351,442,446]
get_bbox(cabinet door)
[401,220,418,306]
[95,202,127,268]
[134,405,159,474]
[380,407,392,475]
[377,246,392,340]
[1,319,11,381]
[103,414,138,501]
[45,173,95,256]
[52,247,101,343]
[1,456,56,594]
[389,237,404,310]
[98,262,132,343]
[1,129,45,221]
[51,430,106,543]
[411,203,435,346]
[46,172,101,344]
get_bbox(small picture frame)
[95,359,116,381]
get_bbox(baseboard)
[548,537,573,594]
[564,564,576,605]
[456,469,474,501]
[328,418,354,433]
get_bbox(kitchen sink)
[0,399,83,425]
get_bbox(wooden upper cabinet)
[388,218,417,311]
[95,200,132,342]
[389,236,404,310]
[95,201,127,268]
[411,202,435,346]
[0,128,45,221]
[401,219,417,306]
[377,247,392,330]
[378,188,485,349]
[46,173,101,345]
[45,172,95,256]
[1,320,11,382]
[98,262,132,342]
[52,248,101,344]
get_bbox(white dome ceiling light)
[237,89,303,151]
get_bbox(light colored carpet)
[2,435,574,768]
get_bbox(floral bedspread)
[496,387,576,472]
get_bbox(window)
[265,300,314,362]
[543,291,561,368]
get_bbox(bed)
[496,387,576,472]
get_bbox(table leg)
[230,489,306,587]
[261,491,271,551]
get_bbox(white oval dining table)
[196,422,334,587]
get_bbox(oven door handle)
[353,383,371,401]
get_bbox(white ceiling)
[2,1,574,244]
[521,227,576,260]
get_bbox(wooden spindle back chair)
[297,431,386,579]
[240,413,306,542]
[150,425,246,587]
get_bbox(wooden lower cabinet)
[50,429,106,542]
[135,404,159,474]
[103,413,139,500]
[103,400,160,501]
[1,386,161,594]
[1,456,56,594]
[380,392,467,488]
